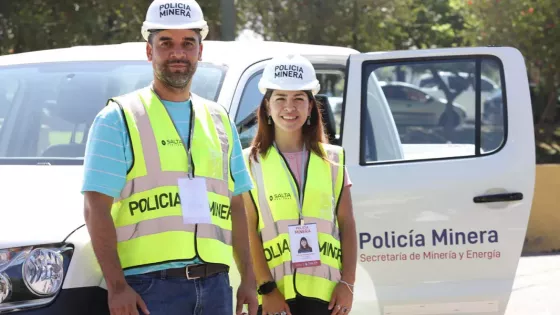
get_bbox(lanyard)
[273,142,307,225]
[150,85,196,178]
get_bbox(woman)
[298,237,312,254]
[241,54,357,315]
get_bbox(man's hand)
[84,191,139,314]
[236,280,258,315]
[108,282,150,315]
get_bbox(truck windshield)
[0,60,226,164]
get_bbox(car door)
[342,47,535,315]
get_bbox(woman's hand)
[261,289,292,315]
[328,281,354,315]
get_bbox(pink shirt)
[281,151,352,189]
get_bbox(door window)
[361,57,506,163]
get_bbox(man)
[81,0,258,314]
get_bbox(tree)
[0,0,223,55]
[236,0,413,52]
[460,0,559,120]
[235,0,473,53]
[458,0,559,163]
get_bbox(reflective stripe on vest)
[109,87,234,270]
[244,143,345,303]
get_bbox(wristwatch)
[257,281,277,295]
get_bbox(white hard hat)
[141,0,209,42]
[258,54,321,95]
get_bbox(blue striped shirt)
[81,98,253,276]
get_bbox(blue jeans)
[125,271,233,315]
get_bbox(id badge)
[288,223,321,268]
[178,177,211,224]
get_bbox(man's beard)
[155,59,196,89]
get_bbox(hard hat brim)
[258,80,321,96]
[141,21,209,42]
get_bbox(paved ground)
[505,254,560,314]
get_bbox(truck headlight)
[22,248,64,296]
[0,243,73,312]
[0,273,11,303]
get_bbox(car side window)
[0,80,18,134]
[0,61,226,161]
[315,69,345,139]
[362,57,506,163]
[382,86,408,100]
[235,71,263,149]
[418,78,438,88]
[402,87,429,102]
[480,78,495,92]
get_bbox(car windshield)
[0,60,227,165]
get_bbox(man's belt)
[145,263,229,280]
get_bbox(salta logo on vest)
[269,193,292,202]
[161,139,184,147]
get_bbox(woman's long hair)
[300,237,310,250]
[249,89,329,163]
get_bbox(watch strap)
[257,281,277,295]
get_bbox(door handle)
[473,192,523,203]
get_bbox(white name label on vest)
[178,177,211,224]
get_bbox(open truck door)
[342,47,535,315]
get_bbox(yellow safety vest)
[108,86,235,271]
[243,143,345,304]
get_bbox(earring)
[268,116,272,125]
[306,116,311,125]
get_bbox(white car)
[414,71,500,121]
[0,41,534,314]
[378,81,468,127]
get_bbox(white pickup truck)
[0,41,535,315]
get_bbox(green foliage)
[389,0,475,49]
[235,0,474,52]
[461,0,558,87]
[459,0,559,163]
[236,0,414,52]
[0,0,223,55]
[0,0,558,163]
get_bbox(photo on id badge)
[288,223,321,268]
